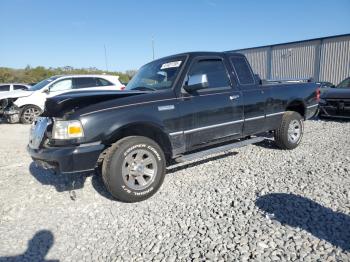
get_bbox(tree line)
[0,66,137,84]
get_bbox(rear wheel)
[102,136,166,202]
[20,105,42,124]
[274,111,304,150]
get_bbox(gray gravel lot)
[0,119,349,261]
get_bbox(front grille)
[322,98,350,117]
[325,98,350,106]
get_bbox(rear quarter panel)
[264,82,318,130]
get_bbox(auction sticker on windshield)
[161,61,182,69]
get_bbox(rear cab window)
[230,56,255,86]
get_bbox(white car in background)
[0,83,31,92]
[0,75,125,124]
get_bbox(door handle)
[229,95,240,100]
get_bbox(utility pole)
[152,36,155,60]
[104,44,109,71]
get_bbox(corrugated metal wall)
[319,35,350,84]
[270,40,318,80]
[236,34,350,85]
[239,48,269,79]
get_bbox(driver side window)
[50,79,73,92]
[188,59,230,89]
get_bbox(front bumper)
[3,106,20,123]
[319,104,350,118]
[27,143,105,174]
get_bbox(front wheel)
[274,111,304,150]
[20,105,42,124]
[102,136,166,202]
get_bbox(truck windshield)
[126,57,185,91]
[28,76,60,91]
[336,77,350,89]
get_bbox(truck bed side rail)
[261,78,314,85]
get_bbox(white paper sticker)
[160,61,182,69]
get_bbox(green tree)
[0,66,132,84]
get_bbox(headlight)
[0,98,8,109]
[52,120,84,139]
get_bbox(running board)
[175,137,265,163]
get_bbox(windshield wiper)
[131,86,157,91]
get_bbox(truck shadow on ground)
[29,152,239,201]
[253,138,279,150]
[28,162,115,201]
[0,230,58,262]
[256,193,350,252]
[29,162,90,193]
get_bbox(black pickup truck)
[28,52,320,202]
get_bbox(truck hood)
[321,88,350,99]
[0,90,34,100]
[44,90,148,117]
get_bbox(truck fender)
[285,98,306,118]
[104,118,173,161]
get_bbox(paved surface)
[0,119,349,261]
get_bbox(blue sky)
[1,0,349,72]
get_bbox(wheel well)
[19,104,42,111]
[20,104,41,108]
[286,101,305,118]
[104,123,173,164]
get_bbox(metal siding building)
[233,34,350,85]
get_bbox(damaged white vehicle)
[0,74,125,124]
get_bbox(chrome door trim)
[307,104,319,109]
[266,111,285,117]
[169,131,184,136]
[169,119,244,136]
[244,115,265,121]
[170,111,288,136]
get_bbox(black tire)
[20,105,42,124]
[102,136,166,202]
[274,111,304,150]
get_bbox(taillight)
[120,85,125,90]
[316,88,321,101]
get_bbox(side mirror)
[42,87,49,93]
[184,74,209,92]
[255,74,262,85]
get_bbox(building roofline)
[229,33,350,52]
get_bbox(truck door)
[229,55,269,135]
[180,57,244,150]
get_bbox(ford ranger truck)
[27,52,320,202]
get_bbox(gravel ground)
[0,119,349,261]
